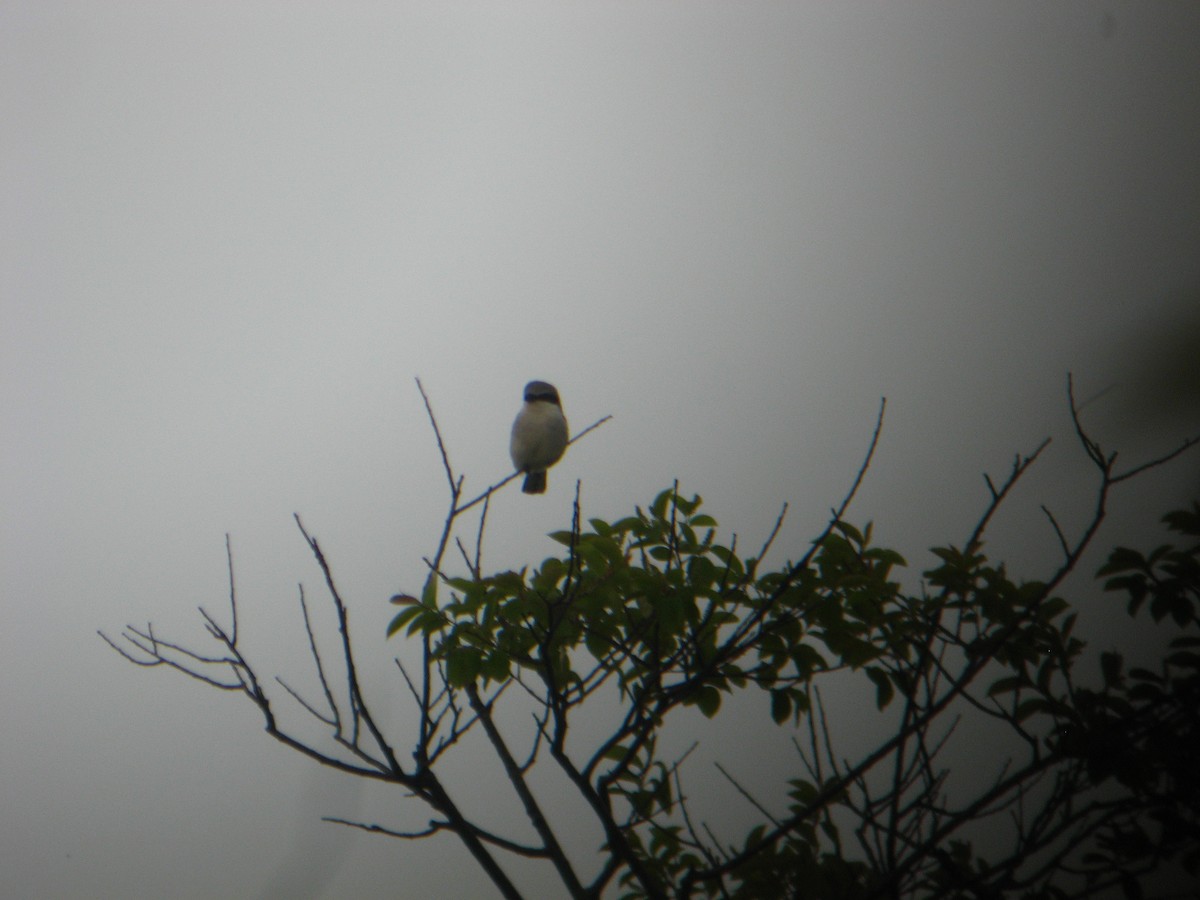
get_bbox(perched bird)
[510,380,569,494]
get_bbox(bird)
[510,380,569,494]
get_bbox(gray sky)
[3,2,1199,898]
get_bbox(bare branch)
[324,816,443,840]
[715,761,784,829]
[454,413,614,516]
[298,584,341,731]
[753,502,789,569]
[568,412,614,447]
[1111,431,1200,484]
[454,535,476,579]
[324,815,546,859]
[99,626,243,691]
[124,621,234,668]
[274,676,336,726]
[97,629,157,666]
[967,439,1051,555]
[225,533,238,644]
[415,376,458,495]
[466,685,588,897]
[294,514,402,776]
[1040,504,1072,562]
[1067,372,1107,469]
[471,491,490,575]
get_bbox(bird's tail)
[522,471,547,494]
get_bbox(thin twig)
[298,584,341,731]
[226,533,238,644]
[1040,505,1072,561]
[324,816,441,840]
[274,676,336,726]
[455,414,614,516]
[715,761,784,828]
[416,377,458,493]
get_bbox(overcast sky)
[3,2,1199,898]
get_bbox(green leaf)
[819,817,841,845]
[533,557,566,592]
[1162,503,1200,535]
[481,652,511,683]
[695,685,722,718]
[1165,649,1200,668]
[386,604,423,638]
[421,577,438,608]
[832,520,865,546]
[446,648,482,687]
[1100,651,1123,687]
[1097,546,1147,578]
[415,608,445,636]
[1014,697,1052,723]
[686,555,717,593]
[866,666,894,710]
[789,643,827,676]
[770,689,792,724]
[585,630,610,660]
[1037,596,1070,621]
[988,675,1025,697]
[832,634,881,669]
[710,544,744,579]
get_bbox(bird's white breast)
[510,402,569,471]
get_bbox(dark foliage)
[104,378,1199,899]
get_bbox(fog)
[3,3,1198,897]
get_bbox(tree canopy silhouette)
[104,377,1199,898]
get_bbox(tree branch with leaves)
[104,376,1199,898]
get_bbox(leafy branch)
[103,375,1200,899]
